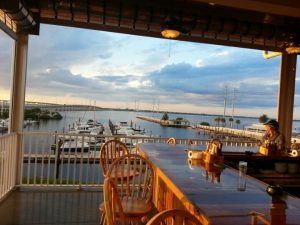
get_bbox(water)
[21,110,300,187]
[24,110,263,138]
[24,110,300,138]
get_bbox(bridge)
[1,100,103,111]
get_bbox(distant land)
[1,100,299,122]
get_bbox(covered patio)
[0,1,299,225]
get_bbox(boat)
[51,138,103,153]
[24,119,39,126]
[69,119,104,134]
[245,123,300,136]
[0,119,8,133]
[244,123,266,133]
[113,121,152,147]
[60,140,90,152]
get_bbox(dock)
[197,125,300,143]
[136,115,189,127]
[136,115,263,139]
[136,115,168,125]
[196,125,264,140]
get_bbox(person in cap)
[260,119,285,151]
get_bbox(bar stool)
[167,137,176,144]
[100,139,130,176]
[99,139,129,225]
[104,178,201,225]
[146,209,202,225]
[106,154,155,224]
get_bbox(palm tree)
[236,119,241,128]
[161,112,169,121]
[229,117,234,128]
[220,117,226,127]
[214,117,221,126]
[200,122,210,126]
[259,114,268,123]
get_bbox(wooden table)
[137,143,300,225]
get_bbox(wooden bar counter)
[137,143,300,225]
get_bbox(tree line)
[0,108,62,120]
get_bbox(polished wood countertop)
[137,143,300,225]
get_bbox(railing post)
[15,132,23,185]
[55,145,61,180]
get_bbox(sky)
[0,24,299,119]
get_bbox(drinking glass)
[237,161,247,191]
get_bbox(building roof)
[1,0,300,51]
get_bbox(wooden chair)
[104,177,201,225]
[104,178,125,225]
[100,139,130,177]
[107,154,155,224]
[167,137,176,145]
[146,209,202,225]
[99,139,129,225]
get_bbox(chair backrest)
[100,139,129,176]
[104,178,125,225]
[146,209,202,225]
[107,154,154,202]
[167,137,176,145]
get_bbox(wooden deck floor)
[0,188,102,225]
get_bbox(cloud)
[142,55,281,108]
[0,30,14,90]
[210,50,229,57]
[1,24,300,118]
[27,24,115,77]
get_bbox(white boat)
[114,121,151,147]
[245,122,300,136]
[24,119,39,126]
[69,119,104,134]
[0,119,8,132]
[52,139,102,153]
[115,121,148,136]
[116,126,135,136]
[244,123,266,133]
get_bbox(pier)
[196,125,263,140]
[136,115,168,125]
[136,115,189,127]
[197,125,300,143]
[136,115,262,139]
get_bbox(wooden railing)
[0,132,258,188]
[0,133,18,202]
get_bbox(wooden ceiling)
[1,0,300,51]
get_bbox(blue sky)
[0,24,299,118]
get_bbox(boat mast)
[1,100,3,117]
[94,100,96,126]
[231,88,236,128]
[223,86,228,124]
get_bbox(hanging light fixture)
[285,34,300,54]
[285,44,300,54]
[161,29,180,38]
[161,16,181,39]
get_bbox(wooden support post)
[277,52,297,149]
[9,33,28,185]
[9,33,28,133]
